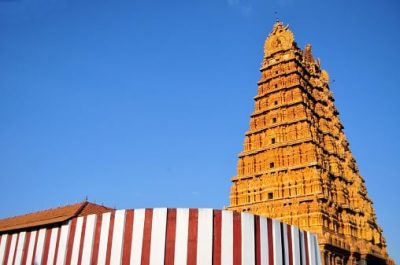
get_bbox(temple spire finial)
[274,11,279,22]
[264,21,295,57]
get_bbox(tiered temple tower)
[228,22,393,265]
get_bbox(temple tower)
[228,22,393,265]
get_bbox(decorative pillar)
[359,255,367,265]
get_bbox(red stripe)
[90,214,103,265]
[0,235,2,265]
[64,219,78,265]
[164,209,177,265]
[304,231,310,265]
[141,209,153,265]
[2,234,12,265]
[20,232,31,265]
[254,216,261,265]
[122,210,134,265]
[212,210,222,265]
[232,212,241,265]
[52,227,62,265]
[186,209,198,265]
[267,218,274,265]
[77,217,87,265]
[287,225,293,265]
[11,233,20,265]
[105,212,115,265]
[41,229,52,265]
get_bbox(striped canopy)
[0,208,322,265]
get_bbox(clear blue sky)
[0,0,399,262]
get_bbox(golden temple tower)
[228,22,393,265]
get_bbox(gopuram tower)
[228,22,393,265]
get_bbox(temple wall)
[0,208,322,265]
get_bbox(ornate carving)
[264,22,294,57]
[321,69,330,83]
[229,22,393,265]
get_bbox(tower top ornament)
[264,21,295,57]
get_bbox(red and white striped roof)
[0,208,322,265]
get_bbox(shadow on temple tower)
[228,21,394,265]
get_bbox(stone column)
[322,250,329,265]
[347,255,356,265]
[359,255,367,265]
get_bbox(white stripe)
[46,228,59,265]
[14,232,26,265]
[97,212,111,265]
[221,210,233,265]
[70,217,84,265]
[81,214,97,265]
[6,233,17,265]
[291,226,301,265]
[34,228,47,265]
[259,217,268,265]
[299,230,306,265]
[56,223,70,265]
[0,234,8,265]
[130,209,145,265]
[282,224,289,265]
[272,219,282,265]
[313,234,322,265]
[196,209,213,265]
[241,213,255,265]
[110,210,126,265]
[149,208,167,265]
[307,233,316,265]
[173,208,189,265]
[26,231,37,265]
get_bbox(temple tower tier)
[228,21,394,265]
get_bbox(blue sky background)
[0,0,399,261]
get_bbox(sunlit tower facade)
[228,22,393,265]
